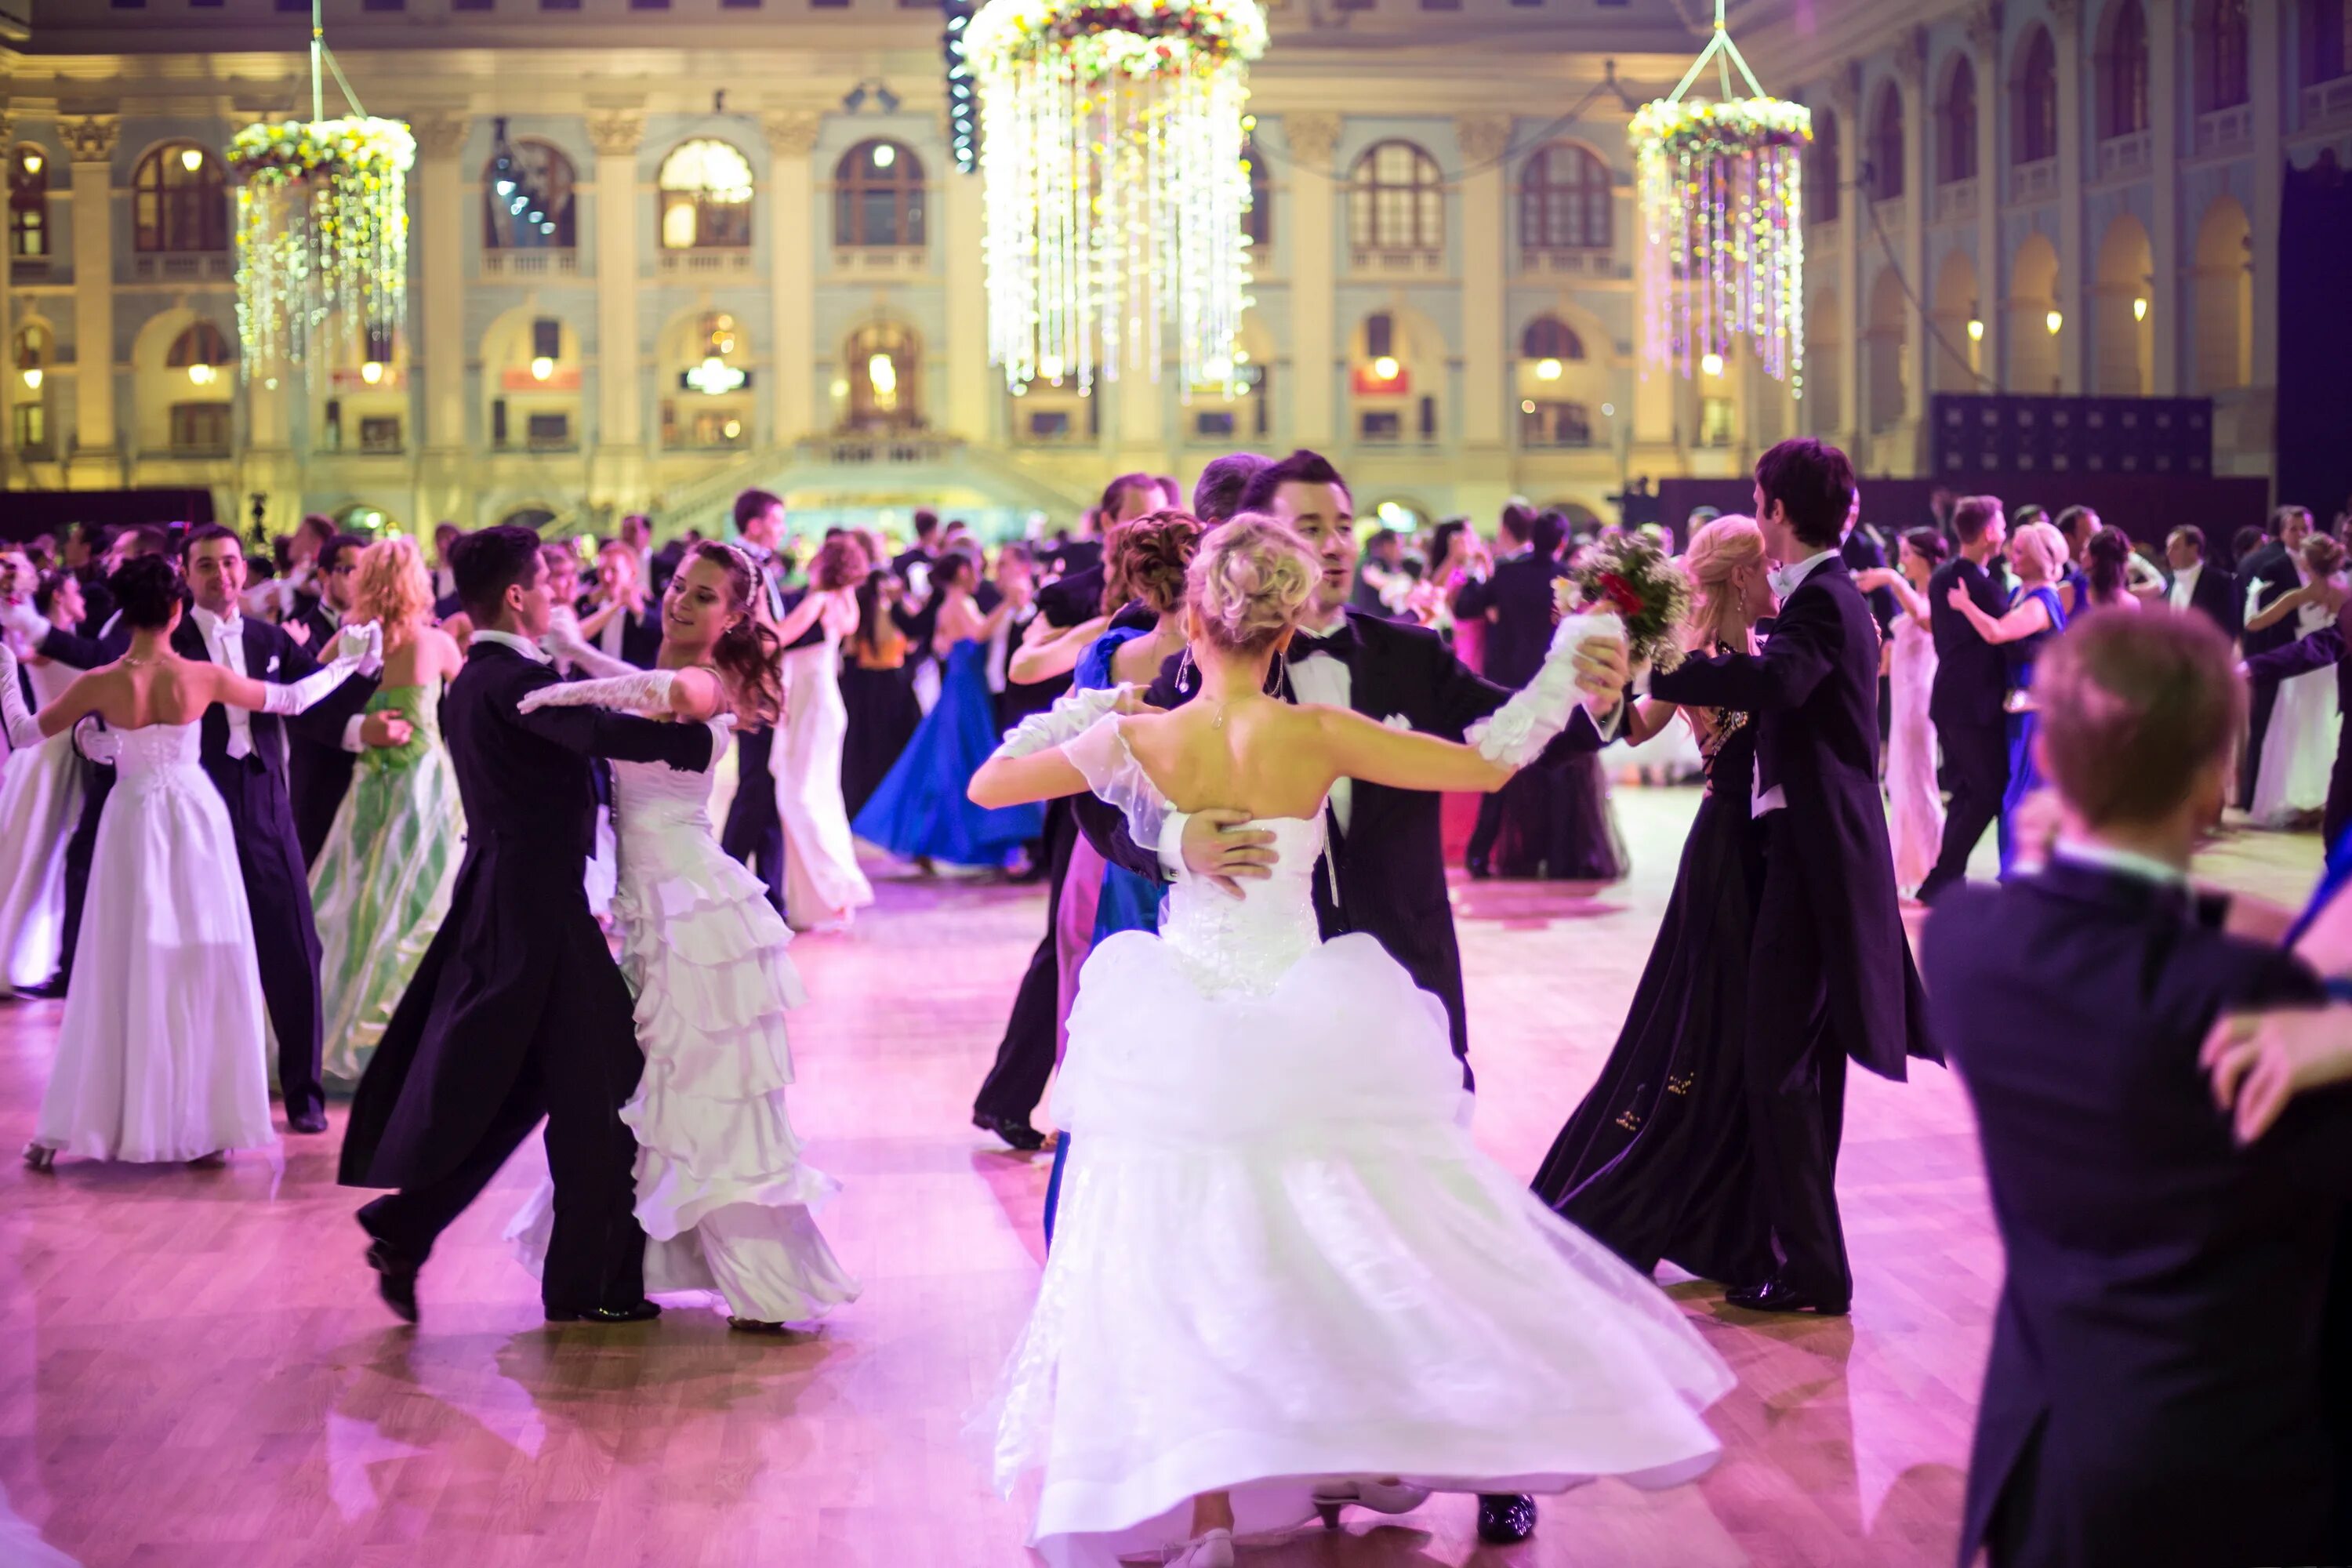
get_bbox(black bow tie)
[1295,619,1359,666]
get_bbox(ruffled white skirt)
[507,817,859,1323]
[986,929,1733,1566]
[0,730,82,993]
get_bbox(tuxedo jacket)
[2172,561,2244,640]
[1928,556,2013,729]
[1078,608,1610,1069]
[1924,861,2344,1568]
[1649,557,1936,1080]
[287,604,380,860]
[1841,527,1899,634]
[167,614,352,791]
[577,598,662,669]
[339,641,714,1190]
[2247,609,2351,704]
[2245,546,2306,660]
[1452,551,1566,691]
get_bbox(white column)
[64,114,120,469]
[2248,0,2282,397]
[1971,3,2004,390]
[0,113,14,470]
[1899,34,1931,466]
[587,106,645,501]
[1282,113,1341,447]
[2146,0,2181,394]
[1834,67,1865,458]
[941,146,990,445]
[412,113,469,452]
[762,109,821,445]
[2053,0,2087,394]
[1456,114,1511,452]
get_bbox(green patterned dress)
[310,683,463,1085]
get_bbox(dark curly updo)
[111,554,190,630]
[1103,508,1205,615]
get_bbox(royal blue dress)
[1998,583,2070,877]
[851,638,1042,867]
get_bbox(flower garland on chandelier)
[1631,5,1809,394]
[227,116,414,380]
[968,0,1266,395]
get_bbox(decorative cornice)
[1828,60,1864,116]
[2049,0,2082,28]
[59,113,119,164]
[1965,1,2004,55]
[1283,111,1341,170]
[408,111,470,160]
[585,107,644,158]
[1455,113,1512,168]
[760,109,823,158]
[1895,26,1929,89]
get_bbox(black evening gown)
[840,659,922,820]
[1490,750,1628,881]
[1530,706,1771,1286]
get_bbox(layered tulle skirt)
[987,929,1733,1565]
[0,731,82,993]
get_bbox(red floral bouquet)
[1561,532,1694,673]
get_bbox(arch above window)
[1868,85,1904,201]
[1519,143,1611,253]
[2013,27,2060,164]
[1520,315,1586,362]
[133,142,227,253]
[2101,0,2151,139]
[2305,0,2351,87]
[485,133,579,250]
[1940,56,1979,183]
[659,139,755,250]
[9,145,49,261]
[1348,140,1443,254]
[2195,0,2251,111]
[844,321,921,433]
[834,140,926,249]
[167,320,232,368]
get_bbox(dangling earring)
[1178,646,1196,693]
[1269,648,1290,698]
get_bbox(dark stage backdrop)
[2276,154,2352,524]
[0,489,217,542]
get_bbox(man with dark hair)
[2165,525,2241,639]
[429,521,464,615]
[893,509,942,586]
[719,488,793,911]
[1918,495,2013,905]
[1648,437,1936,1316]
[343,525,720,1326]
[1236,448,1348,517]
[1925,608,2348,1568]
[1189,452,1270,526]
[2242,505,2315,808]
[1351,527,1406,616]
[1454,503,1573,877]
[290,532,402,865]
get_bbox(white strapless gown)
[0,658,84,993]
[507,727,860,1323]
[775,633,873,930]
[34,722,278,1162]
[985,718,1733,1566]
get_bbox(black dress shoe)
[1466,856,1493,881]
[365,1239,420,1325]
[1476,1494,1537,1544]
[1725,1278,1849,1316]
[973,1112,1047,1153]
[545,1299,662,1324]
[288,1108,329,1134]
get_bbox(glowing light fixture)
[1535,357,1563,381]
[1701,351,1725,378]
[1966,318,1985,342]
[1521,398,1537,413]
[971,0,1266,394]
[1372,355,1400,381]
[2045,309,2063,336]
[187,362,216,386]
[361,359,384,383]
[20,152,39,176]
[180,147,205,172]
[685,354,749,396]
[722,418,742,441]
[2132,296,2150,322]
[529,355,554,382]
[20,367,40,391]
[873,143,897,169]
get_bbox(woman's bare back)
[67,653,228,731]
[379,623,459,689]
[1116,700,1345,822]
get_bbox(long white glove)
[541,605,639,681]
[1465,611,1624,768]
[516,667,677,717]
[261,621,382,717]
[0,597,53,644]
[990,681,1134,760]
[0,643,42,750]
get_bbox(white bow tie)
[208,615,244,641]
[1769,562,1811,598]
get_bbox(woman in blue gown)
[1945,518,2072,876]
[852,551,1041,869]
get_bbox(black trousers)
[973,798,1079,1126]
[2326,733,2352,856]
[1745,818,1850,1304]
[358,932,648,1312]
[1921,716,2008,902]
[2242,676,2281,811]
[1465,793,1506,869]
[720,725,786,913]
[55,760,112,989]
[292,751,357,867]
[205,757,326,1121]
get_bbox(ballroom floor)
[0,789,2327,1568]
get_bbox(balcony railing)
[2096,129,2151,182]
[130,251,232,282]
[796,433,962,466]
[831,246,928,277]
[2304,76,2352,126]
[1519,247,1624,280]
[2195,104,2252,154]
[659,247,754,277]
[481,249,579,279]
[1933,178,1978,224]
[2007,158,2057,205]
[1349,246,1444,277]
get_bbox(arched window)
[2303,0,2350,85]
[2015,27,2060,163]
[14,322,52,452]
[1941,58,1979,183]
[483,130,579,249]
[659,139,754,250]
[1348,140,1443,253]
[2197,0,2251,111]
[1809,109,1841,223]
[1242,135,1270,249]
[2103,0,2151,138]
[844,321,920,432]
[833,140,926,248]
[1520,316,1586,362]
[9,145,48,260]
[133,143,227,253]
[1519,144,1612,252]
[1869,85,1905,200]
[166,320,232,372]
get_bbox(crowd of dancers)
[4,434,2352,1567]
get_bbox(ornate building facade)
[0,0,2318,537]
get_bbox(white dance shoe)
[1165,1526,1234,1566]
[1311,1479,1432,1529]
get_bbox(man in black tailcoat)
[1924,610,2350,1568]
[1916,495,2013,905]
[288,532,396,866]
[1647,438,1937,1316]
[341,527,717,1325]
[2241,505,2314,808]
[2163,524,2243,641]
[1454,503,1569,877]
[718,488,792,912]
[2246,596,2352,853]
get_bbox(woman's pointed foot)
[187,1151,227,1168]
[22,1142,54,1171]
[1167,1526,1232,1567]
[1311,1479,1431,1526]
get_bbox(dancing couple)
[341,528,856,1333]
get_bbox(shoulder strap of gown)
[1062,713,1168,858]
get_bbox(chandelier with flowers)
[226,0,412,385]
[1630,0,1809,393]
[967,0,1266,396]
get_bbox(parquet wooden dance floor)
[0,790,2326,1568]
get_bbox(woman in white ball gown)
[507,540,860,1332]
[3,557,376,1167]
[965,517,1732,1568]
[0,572,89,993]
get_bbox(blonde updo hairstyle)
[1682,514,1766,655]
[352,535,434,635]
[2009,520,2070,585]
[1185,513,1319,656]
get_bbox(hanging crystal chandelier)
[1630,0,1809,394]
[968,0,1267,396]
[225,0,412,383]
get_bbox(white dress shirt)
[1751,547,1842,816]
[597,603,631,662]
[2169,561,2202,613]
[473,627,551,665]
[190,604,254,758]
[2051,837,2190,890]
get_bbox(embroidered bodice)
[611,719,724,837]
[112,720,203,779]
